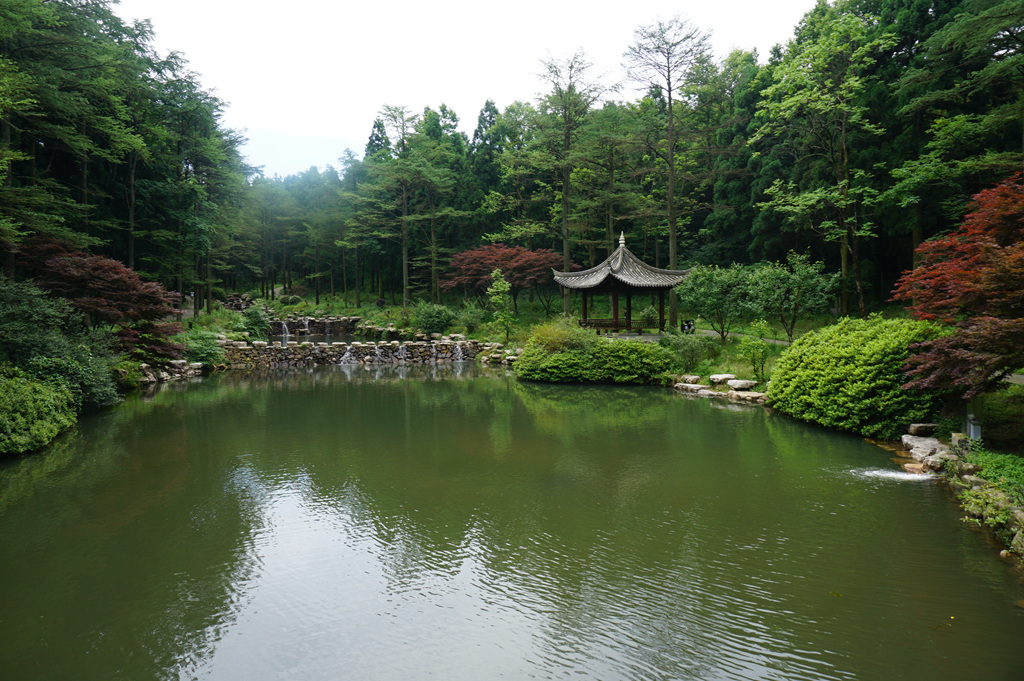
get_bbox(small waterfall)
[282,320,291,337]
[430,344,438,363]
[338,345,357,365]
[303,317,310,335]
[453,342,464,361]
[374,344,384,363]
[396,344,408,362]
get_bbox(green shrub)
[279,294,302,306]
[0,366,77,456]
[242,305,270,340]
[455,303,486,334]
[414,302,457,335]
[766,315,942,440]
[25,352,119,412]
[516,337,673,384]
[963,442,1024,506]
[178,328,226,367]
[658,331,720,373]
[526,317,598,353]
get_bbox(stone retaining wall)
[221,338,504,370]
[269,316,362,337]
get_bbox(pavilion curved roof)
[552,234,689,290]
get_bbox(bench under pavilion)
[552,234,690,334]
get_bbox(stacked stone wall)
[221,338,502,370]
[268,316,362,337]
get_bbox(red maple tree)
[441,243,566,313]
[892,173,1024,396]
[21,239,183,361]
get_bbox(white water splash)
[854,468,935,482]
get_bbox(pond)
[1,365,1023,680]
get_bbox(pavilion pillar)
[612,292,619,331]
[582,291,588,323]
[659,290,666,332]
[626,292,632,334]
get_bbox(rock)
[901,434,942,454]
[726,379,758,390]
[1009,509,1024,533]
[726,390,766,403]
[903,462,927,474]
[923,452,956,471]
[679,374,702,384]
[675,383,711,393]
[1012,532,1024,556]
[960,475,987,488]
[709,373,736,384]
[909,423,938,436]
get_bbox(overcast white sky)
[113,0,817,178]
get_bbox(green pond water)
[1,365,1023,680]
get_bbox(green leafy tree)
[747,252,838,342]
[535,50,606,313]
[624,15,712,325]
[675,263,750,343]
[752,4,897,317]
[487,268,515,343]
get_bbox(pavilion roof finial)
[619,232,626,248]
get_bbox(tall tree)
[751,2,897,317]
[536,50,606,314]
[624,15,712,325]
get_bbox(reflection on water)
[1,365,1022,680]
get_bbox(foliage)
[21,241,183,362]
[0,366,77,457]
[442,243,563,314]
[242,305,270,340]
[454,303,487,334]
[746,253,838,342]
[675,264,751,342]
[657,331,720,373]
[892,174,1024,396]
[0,278,119,412]
[962,442,1024,507]
[413,302,457,335]
[517,337,675,384]
[279,295,303,306]
[767,315,943,439]
[738,320,773,382]
[980,384,1024,454]
[637,305,659,327]
[525,317,599,353]
[487,269,516,343]
[177,329,226,368]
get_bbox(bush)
[279,294,302,306]
[963,442,1024,506]
[242,305,270,340]
[25,352,119,412]
[517,335,674,385]
[178,328,226,367]
[525,317,598,353]
[0,366,77,456]
[455,303,486,334]
[658,331,720,373]
[0,278,121,412]
[766,315,942,439]
[414,302,457,335]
